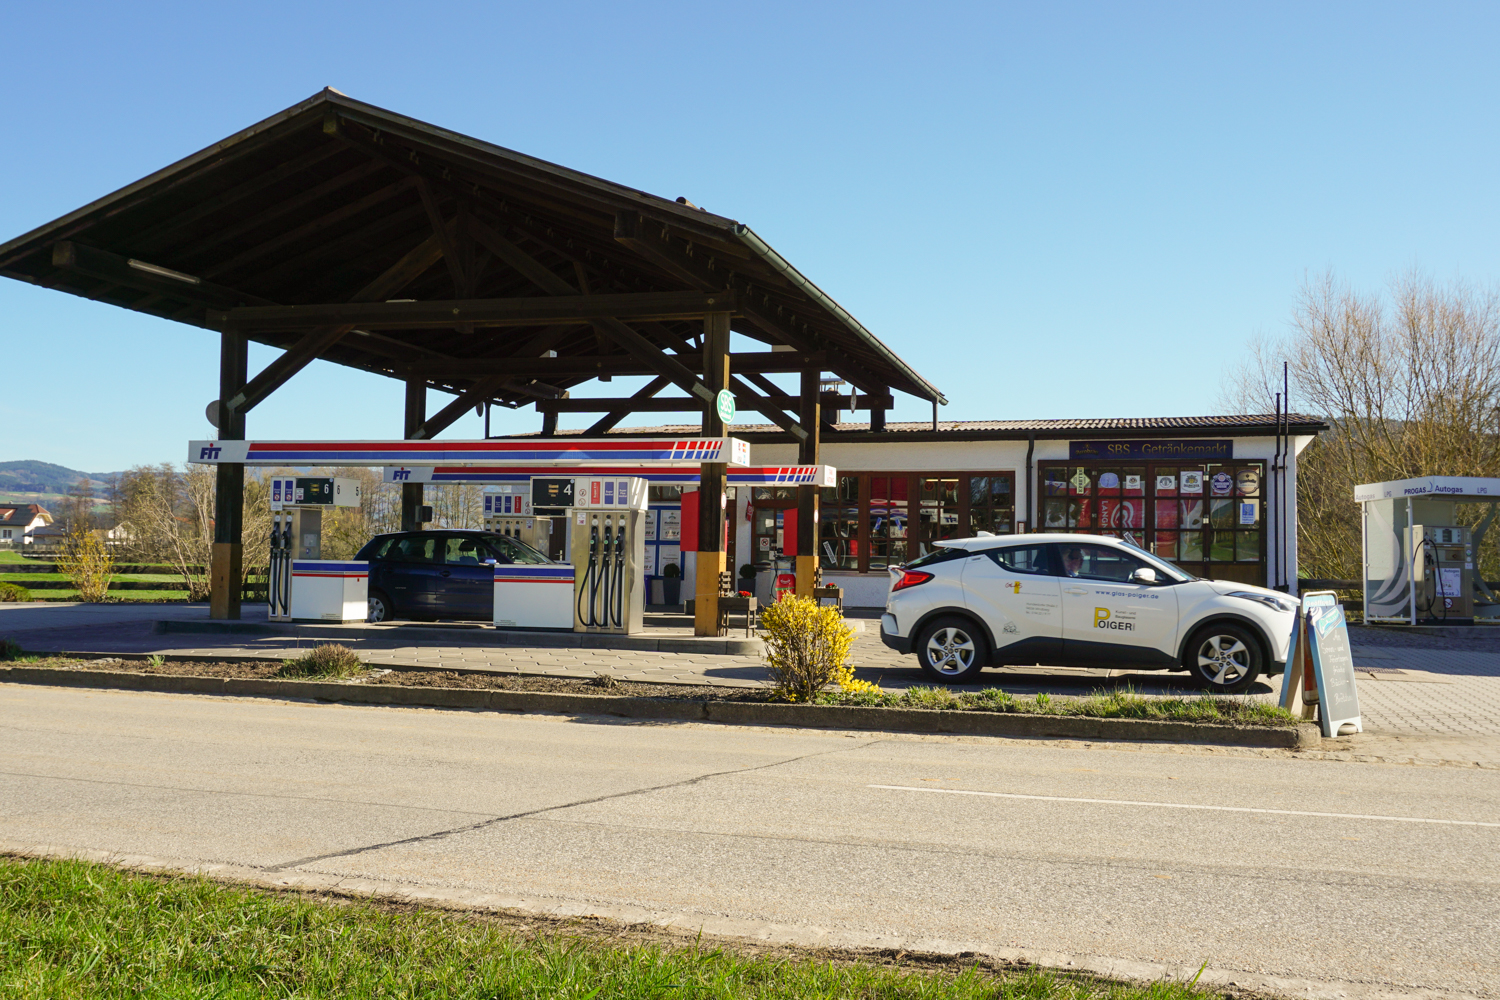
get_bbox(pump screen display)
[532,478,575,512]
[295,478,334,505]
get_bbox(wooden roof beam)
[50,242,275,310]
[395,350,825,379]
[612,211,888,397]
[208,290,738,332]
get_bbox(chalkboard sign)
[1306,602,1362,736]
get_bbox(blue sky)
[3,2,1498,471]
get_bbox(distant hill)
[0,461,123,495]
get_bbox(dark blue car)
[355,530,554,622]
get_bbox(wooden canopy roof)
[0,88,944,437]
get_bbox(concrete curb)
[0,665,1321,748]
[153,619,764,655]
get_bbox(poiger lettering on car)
[1094,607,1135,631]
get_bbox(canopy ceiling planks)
[0,88,944,426]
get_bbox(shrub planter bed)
[0,654,1319,749]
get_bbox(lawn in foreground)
[0,857,1222,1000]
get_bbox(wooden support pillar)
[401,380,426,531]
[695,312,731,636]
[795,368,821,599]
[210,330,248,619]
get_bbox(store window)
[819,477,860,570]
[818,472,1015,573]
[1040,459,1266,585]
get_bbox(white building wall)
[751,432,1305,608]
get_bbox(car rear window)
[904,546,969,570]
[984,545,1053,575]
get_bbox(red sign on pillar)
[782,507,798,557]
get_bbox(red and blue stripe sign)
[387,465,835,486]
[190,437,745,467]
[493,565,576,585]
[291,560,369,579]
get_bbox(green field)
[0,856,1216,1000]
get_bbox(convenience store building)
[642,413,1324,608]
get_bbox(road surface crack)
[264,738,883,872]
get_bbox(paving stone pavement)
[6,602,1500,764]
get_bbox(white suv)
[879,533,1298,693]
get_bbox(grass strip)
[0,856,1222,1000]
[814,685,1297,726]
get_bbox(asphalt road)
[2,684,1497,998]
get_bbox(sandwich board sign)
[1280,590,1362,736]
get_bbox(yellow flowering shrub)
[759,595,864,700]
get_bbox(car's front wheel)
[367,589,394,624]
[915,616,988,684]
[1185,622,1263,693]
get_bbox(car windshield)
[481,533,552,565]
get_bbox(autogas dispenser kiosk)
[569,477,648,634]
[267,476,367,623]
[1355,475,1500,624]
[481,485,552,553]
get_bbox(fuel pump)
[267,476,367,623]
[482,487,552,552]
[1406,524,1473,621]
[568,477,647,633]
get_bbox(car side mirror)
[1130,567,1158,584]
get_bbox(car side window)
[984,545,1053,575]
[443,536,490,565]
[1057,543,1146,582]
[361,537,394,560]
[388,535,437,563]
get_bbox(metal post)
[210,330,247,619]
[402,380,426,532]
[695,312,731,636]
[795,368,821,599]
[1408,496,1417,625]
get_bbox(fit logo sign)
[392,469,411,481]
[1095,607,1135,631]
[198,443,222,460]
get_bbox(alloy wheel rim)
[1196,634,1249,685]
[926,627,976,673]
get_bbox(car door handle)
[1065,587,1087,595]
[440,570,451,577]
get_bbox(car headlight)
[1226,591,1299,614]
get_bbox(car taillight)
[891,570,934,592]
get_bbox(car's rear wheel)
[1185,622,1263,693]
[367,589,394,624]
[915,616,988,684]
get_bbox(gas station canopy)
[0,88,943,435]
[1353,476,1500,503]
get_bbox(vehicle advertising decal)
[1180,471,1204,494]
[1211,472,1234,495]
[1001,621,1020,634]
[1006,580,1022,594]
[1094,607,1136,631]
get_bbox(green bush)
[0,637,21,661]
[0,582,31,602]
[278,643,364,679]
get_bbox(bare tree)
[1224,270,1500,580]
